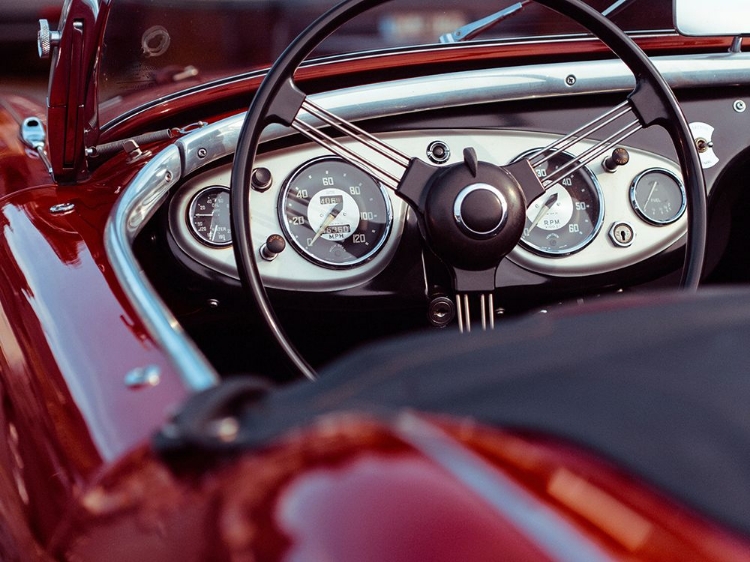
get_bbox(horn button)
[454,184,508,238]
[424,158,527,271]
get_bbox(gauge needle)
[308,204,343,247]
[644,180,659,211]
[527,192,558,233]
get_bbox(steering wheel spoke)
[523,98,643,190]
[287,93,412,190]
[456,292,496,334]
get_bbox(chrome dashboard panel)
[170,130,685,286]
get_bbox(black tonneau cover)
[163,287,750,538]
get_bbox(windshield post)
[40,0,108,184]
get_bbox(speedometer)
[279,158,392,268]
[515,149,604,256]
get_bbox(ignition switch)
[609,222,634,247]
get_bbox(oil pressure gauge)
[188,186,232,246]
[630,169,686,225]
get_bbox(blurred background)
[0,0,61,100]
[0,0,63,101]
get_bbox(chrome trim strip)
[395,413,614,562]
[105,145,220,391]
[109,52,750,393]
[181,53,750,175]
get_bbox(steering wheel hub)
[454,183,508,238]
[423,160,527,271]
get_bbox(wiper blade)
[439,1,531,44]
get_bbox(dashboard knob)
[260,234,286,261]
[37,20,61,59]
[251,167,273,192]
[603,147,630,172]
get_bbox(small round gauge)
[630,168,686,225]
[515,149,604,256]
[279,157,392,268]
[187,186,232,247]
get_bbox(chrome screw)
[565,75,577,86]
[734,100,746,113]
[124,365,161,389]
[197,148,208,158]
[50,202,75,214]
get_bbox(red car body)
[2,0,750,560]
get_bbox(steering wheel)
[230,0,707,381]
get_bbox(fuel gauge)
[630,169,686,225]
[188,186,232,246]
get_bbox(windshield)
[98,0,673,121]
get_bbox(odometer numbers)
[280,158,392,268]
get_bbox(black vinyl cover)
[192,288,750,537]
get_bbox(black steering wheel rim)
[230,0,707,381]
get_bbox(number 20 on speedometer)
[279,158,393,268]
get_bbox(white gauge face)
[524,183,574,231]
[630,168,686,225]
[305,188,361,244]
[515,149,604,256]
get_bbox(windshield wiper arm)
[601,0,635,18]
[439,1,531,43]
[440,0,639,44]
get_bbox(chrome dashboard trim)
[105,146,220,392]
[180,53,750,175]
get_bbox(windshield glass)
[98,0,673,121]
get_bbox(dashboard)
[169,128,687,291]
[115,51,750,379]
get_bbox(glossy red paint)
[98,34,746,143]
[0,147,191,551]
[52,414,750,561]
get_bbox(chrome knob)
[37,19,61,59]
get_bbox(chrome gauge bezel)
[630,168,687,226]
[514,149,605,257]
[187,185,232,247]
[278,156,393,269]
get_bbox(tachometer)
[279,158,392,268]
[515,149,604,256]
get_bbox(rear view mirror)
[674,0,750,36]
